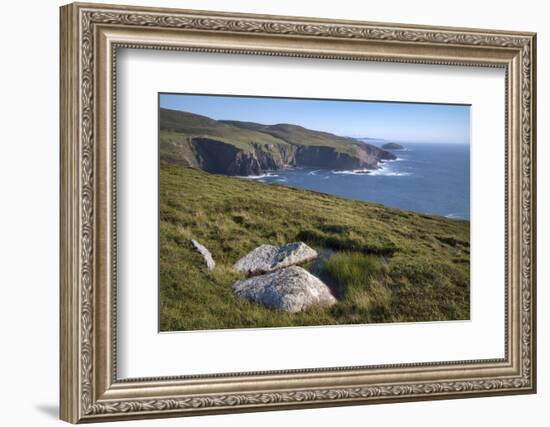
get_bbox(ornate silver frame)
[60,2,537,423]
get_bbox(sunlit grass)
[159,164,470,331]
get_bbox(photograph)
[158,94,471,332]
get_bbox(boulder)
[233,242,317,276]
[232,266,336,313]
[190,239,216,270]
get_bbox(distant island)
[160,108,396,176]
[382,143,405,150]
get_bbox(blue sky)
[160,93,470,144]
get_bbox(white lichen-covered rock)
[191,239,215,270]
[232,266,336,312]
[233,242,317,276]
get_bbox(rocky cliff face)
[295,144,395,170]
[190,137,395,176]
[191,138,297,175]
[160,108,396,176]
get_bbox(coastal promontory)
[160,108,396,176]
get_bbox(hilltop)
[160,108,395,176]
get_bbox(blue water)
[247,143,470,220]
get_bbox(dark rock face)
[191,138,290,175]
[295,146,362,169]
[382,142,405,150]
[293,144,396,172]
[191,137,395,176]
[191,138,241,174]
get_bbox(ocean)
[246,142,470,220]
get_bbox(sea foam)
[244,172,279,180]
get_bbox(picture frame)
[59,2,537,423]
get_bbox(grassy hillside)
[159,108,393,172]
[160,165,470,331]
[221,120,364,156]
[160,108,286,150]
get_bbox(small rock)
[232,266,336,312]
[233,242,317,276]
[191,239,216,270]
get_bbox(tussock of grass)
[321,253,392,322]
[159,165,470,331]
[322,252,385,288]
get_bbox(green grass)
[322,253,392,323]
[160,108,288,152]
[322,252,385,287]
[221,120,363,156]
[159,164,470,331]
[159,131,199,167]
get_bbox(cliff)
[160,108,396,176]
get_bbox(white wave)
[371,161,411,177]
[331,163,410,177]
[244,172,279,179]
[382,156,407,163]
[308,169,322,175]
[369,169,411,177]
[331,169,371,175]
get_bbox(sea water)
[246,143,470,220]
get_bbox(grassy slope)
[160,164,470,331]
[159,131,200,167]
[160,108,286,150]
[220,120,361,156]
